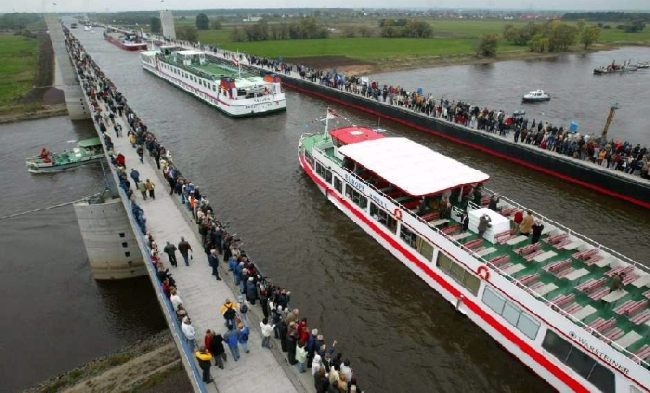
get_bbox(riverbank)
[0,31,66,124]
[23,330,191,393]
[0,103,67,124]
[288,41,635,75]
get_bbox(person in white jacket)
[182,316,196,350]
[170,287,183,311]
[260,317,274,348]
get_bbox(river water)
[5,28,650,392]
[0,117,167,393]
[370,47,650,144]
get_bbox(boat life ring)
[477,265,490,281]
[393,208,403,221]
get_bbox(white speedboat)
[522,90,551,103]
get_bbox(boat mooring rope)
[0,200,79,220]
[0,192,104,221]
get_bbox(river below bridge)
[3,28,650,392]
[370,46,650,144]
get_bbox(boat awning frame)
[338,137,490,197]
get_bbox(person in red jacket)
[116,152,125,167]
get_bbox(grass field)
[188,18,649,63]
[0,34,38,106]
[206,37,525,61]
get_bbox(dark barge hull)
[281,77,650,209]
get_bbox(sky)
[2,0,648,14]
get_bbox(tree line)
[377,18,432,38]
[503,20,601,52]
[0,13,42,30]
[230,17,329,42]
[562,12,650,22]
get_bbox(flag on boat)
[320,107,339,125]
[232,53,239,66]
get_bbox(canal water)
[0,117,167,393]
[5,27,649,392]
[370,47,650,144]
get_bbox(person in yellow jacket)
[519,210,534,236]
[144,179,155,200]
[195,346,213,383]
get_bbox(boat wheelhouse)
[299,118,650,393]
[140,48,286,118]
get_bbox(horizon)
[2,2,650,14]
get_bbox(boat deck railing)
[308,138,649,368]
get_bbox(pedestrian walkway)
[105,107,301,393]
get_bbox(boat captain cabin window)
[399,225,434,261]
[345,184,367,209]
[314,162,332,184]
[334,177,342,193]
[370,203,397,234]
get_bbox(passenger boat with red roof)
[298,109,650,393]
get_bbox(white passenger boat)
[140,47,286,117]
[522,89,551,103]
[299,110,650,393]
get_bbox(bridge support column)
[45,14,91,120]
[74,197,147,280]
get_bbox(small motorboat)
[522,90,550,103]
[594,61,638,75]
[513,109,526,117]
[636,61,649,69]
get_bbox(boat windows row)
[482,287,540,340]
[163,64,218,92]
[542,330,615,393]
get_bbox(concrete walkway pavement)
[100,102,302,393]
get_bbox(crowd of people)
[64,27,366,393]
[160,37,650,182]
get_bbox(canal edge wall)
[279,76,650,209]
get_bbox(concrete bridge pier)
[74,195,147,280]
[45,14,91,120]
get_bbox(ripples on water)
[0,118,167,392]
[60,31,650,393]
[370,47,650,144]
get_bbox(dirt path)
[62,343,180,393]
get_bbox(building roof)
[330,126,385,145]
[338,137,490,197]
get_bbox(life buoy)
[393,208,403,221]
[477,265,490,281]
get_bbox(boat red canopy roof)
[330,126,385,145]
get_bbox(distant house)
[243,17,262,22]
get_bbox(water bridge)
[46,15,303,393]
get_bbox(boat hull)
[104,35,147,51]
[522,97,550,103]
[142,62,286,118]
[26,155,102,173]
